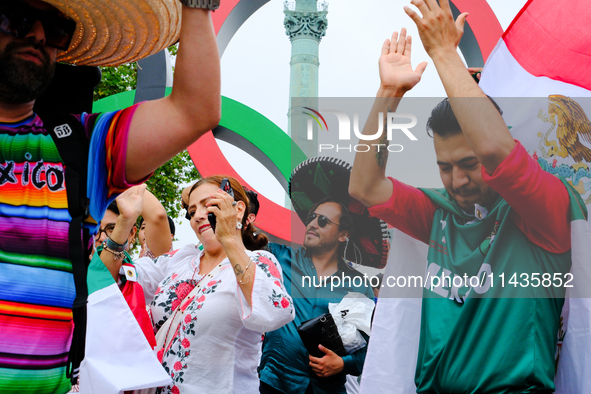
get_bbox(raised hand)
[205,189,244,246]
[115,184,147,223]
[378,28,427,95]
[404,0,468,58]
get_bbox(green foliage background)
[93,45,199,220]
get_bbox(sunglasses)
[306,212,340,228]
[0,1,76,51]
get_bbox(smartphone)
[208,178,234,232]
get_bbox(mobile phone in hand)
[208,178,234,232]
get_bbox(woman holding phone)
[108,176,294,393]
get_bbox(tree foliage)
[145,151,199,218]
[93,63,137,102]
[93,44,199,219]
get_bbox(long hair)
[307,196,353,259]
[189,176,268,251]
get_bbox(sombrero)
[45,0,181,66]
[289,157,389,269]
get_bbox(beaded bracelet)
[102,236,128,261]
[238,257,254,285]
[102,242,126,260]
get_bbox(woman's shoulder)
[246,249,282,264]
[156,244,202,272]
[169,243,201,258]
[247,249,273,258]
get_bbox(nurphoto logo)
[304,108,418,152]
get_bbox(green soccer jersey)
[367,142,588,394]
[415,188,571,394]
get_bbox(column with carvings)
[284,0,328,161]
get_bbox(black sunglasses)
[306,212,340,228]
[0,1,76,51]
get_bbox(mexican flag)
[360,0,591,393]
[78,255,171,393]
[480,1,591,392]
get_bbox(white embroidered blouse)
[134,244,294,394]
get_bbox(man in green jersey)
[350,0,582,392]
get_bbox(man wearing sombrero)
[258,157,388,394]
[350,1,584,393]
[0,0,220,392]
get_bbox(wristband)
[178,0,220,10]
[102,243,126,260]
[105,236,128,252]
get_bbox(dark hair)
[308,197,353,235]
[189,176,268,251]
[167,216,176,236]
[426,97,503,138]
[107,201,119,215]
[307,197,354,260]
[138,215,175,236]
[243,188,260,216]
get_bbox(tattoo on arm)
[375,133,388,169]
[374,108,391,169]
[233,263,244,277]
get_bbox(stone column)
[284,0,328,160]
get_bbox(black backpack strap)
[39,113,90,384]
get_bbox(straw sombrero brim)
[45,0,181,67]
[289,157,389,269]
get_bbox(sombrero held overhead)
[45,0,181,66]
[289,157,389,269]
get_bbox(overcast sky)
[173,0,528,249]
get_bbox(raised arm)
[141,189,173,258]
[405,0,514,173]
[100,185,146,281]
[349,28,427,207]
[125,6,221,183]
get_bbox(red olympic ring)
[188,0,503,243]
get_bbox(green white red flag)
[78,257,170,393]
[360,0,591,392]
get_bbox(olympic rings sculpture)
[93,0,503,243]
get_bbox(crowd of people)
[0,0,584,393]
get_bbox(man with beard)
[0,0,220,392]
[349,1,579,392]
[258,195,376,394]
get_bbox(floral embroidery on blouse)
[137,246,295,393]
[269,289,292,310]
[254,253,294,313]
[256,254,282,279]
[161,279,223,390]
[152,278,200,332]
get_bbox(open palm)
[379,28,427,94]
[116,184,147,221]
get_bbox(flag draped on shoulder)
[360,1,591,393]
[480,2,591,393]
[79,253,171,393]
